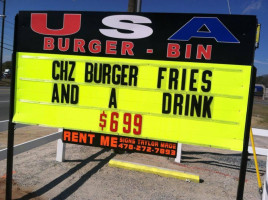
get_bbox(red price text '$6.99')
[99,111,142,135]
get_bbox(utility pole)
[128,0,142,12]
[0,0,6,79]
[226,0,231,14]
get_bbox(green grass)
[252,102,268,129]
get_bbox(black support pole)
[128,0,142,12]
[236,66,256,200]
[5,52,15,200]
[6,124,15,200]
[5,14,17,200]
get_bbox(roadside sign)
[5,11,258,200]
[63,129,177,157]
[13,12,257,152]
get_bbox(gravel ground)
[0,141,266,200]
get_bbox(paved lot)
[0,142,266,200]
[0,87,27,132]
[0,87,10,121]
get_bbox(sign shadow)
[17,148,115,200]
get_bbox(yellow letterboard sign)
[13,53,252,151]
[13,12,257,151]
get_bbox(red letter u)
[31,13,81,36]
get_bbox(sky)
[1,0,267,75]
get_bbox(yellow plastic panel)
[13,52,252,151]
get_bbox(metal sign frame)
[6,12,257,200]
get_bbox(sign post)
[5,15,18,200]
[6,12,257,199]
[237,67,256,200]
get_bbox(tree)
[1,61,12,73]
[256,74,268,87]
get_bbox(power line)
[4,37,13,42]
[4,26,13,30]
[5,22,14,27]
[1,19,14,27]
[3,33,13,39]
[0,43,13,48]
[0,43,13,49]
[2,46,12,51]
[5,19,14,25]
[3,42,12,47]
